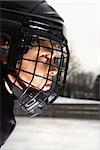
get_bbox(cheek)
[20,60,35,72]
[35,62,48,77]
[19,60,48,76]
[31,63,49,88]
[17,60,35,82]
[18,61,48,87]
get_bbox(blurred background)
[1,0,100,150]
[47,0,100,101]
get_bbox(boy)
[0,0,70,147]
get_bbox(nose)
[49,65,58,76]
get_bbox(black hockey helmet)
[0,0,70,117]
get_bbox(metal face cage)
[6,34,69,117]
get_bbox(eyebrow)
[31,39,60,48]
[41,48,61,58]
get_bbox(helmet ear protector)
[0,1,70,117]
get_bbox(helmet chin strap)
[5,75,49,117]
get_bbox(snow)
[1,117,100,150]
[54,97,100,104]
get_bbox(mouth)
[42,80,52,91]
[45,80,52,87]
[45,84,51,88]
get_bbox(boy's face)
[16,39,58,91]
[7,39,59,92]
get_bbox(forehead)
[31,38,61,56]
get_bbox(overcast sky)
[47,0,100,75]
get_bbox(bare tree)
[93,75,100,100]
[67,50,81,81]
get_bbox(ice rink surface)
[1,117,100,150]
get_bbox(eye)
[40,54,50,63]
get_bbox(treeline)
[62,72,100,100]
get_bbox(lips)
[45,80,52,87]
[40,80,52,91]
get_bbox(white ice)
[54,97,100,104]
[1,117,100,150]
